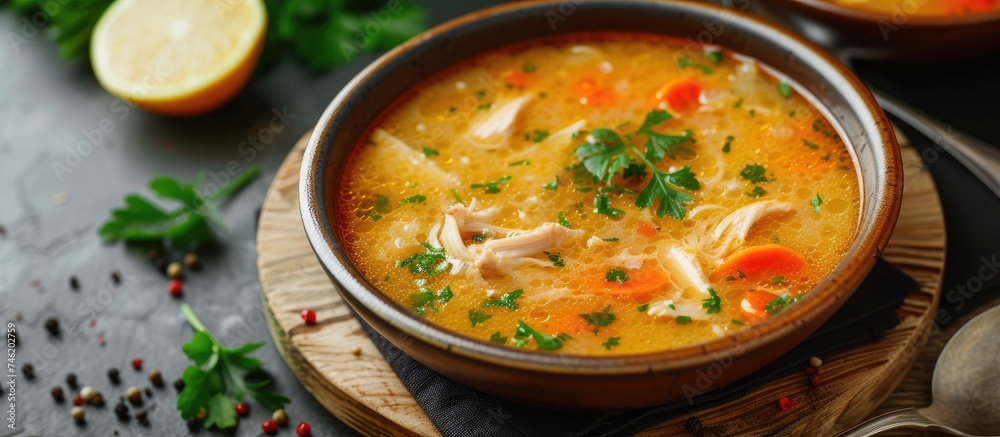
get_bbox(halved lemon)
[91,0,267,116]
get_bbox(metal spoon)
[836,304,1000,436]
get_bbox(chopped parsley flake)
[531,129,550,143]
[508,160,530,167]
[468,310,492,327]
[601,337,621,350]
[606,269,630,285]
[676,316,692,324]
[543,251,565,268]
[702,288,722,314]
[778,82,791,99]
[398,243,450,277]
[421,146,439,157]
[489,332,507,344]
[471,175,511,194]
[557,211,572,228]
[522,64,537,73]
[746,186,767,198]
[579,305,616,328]
[542,178,559,190]
[357,194,391,222]
[482,289,524,311]
[514,320,563,351]
[476,103,492,110]
[810,194,823,212]
[399,195,426,204]
[722,135,734,153]
[740,164,772,184]
[637,303,649,312]
[772,276,785,284]
[803,139,819,150]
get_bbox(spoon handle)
[872,89,1000,201]
[835,407,973,437]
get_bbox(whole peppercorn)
[44,318,60,335]
[144,387,153,397]
[272,408,288,426]
[262,419,278,434]
[809,356,823,368]
[111,270,122,285]
[135,410,149,426]
[71,406,85,423]
[167,262,183,279]
[90,392,105,407]
[235,402,249,416]
[350,346,362,356]
[301,309,317,325]
[148,369,163,387]
[184,253,201,270]
[131,358,143,370]
[69,276,80,291]
[80,386,96,402]
[114,402,130,421]
[73,395,84,406]
[186,418,200,432]
[66,373,79,389]
[126,386,142,404]
[173,378,185,392]
[21,364,35,380]
[108,368,121,384]
[168,280,183,297]
[51,386,65,402]
[296,422,312,437]
[684,416,703,434]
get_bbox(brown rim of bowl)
[786,0,1000,28]
[300,0,903,375]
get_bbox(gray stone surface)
[0,1,494,435]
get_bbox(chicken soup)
[337,33,860,355]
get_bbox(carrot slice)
[655,79,702,111]
[636,221,658,238]
[716,244,807,283]
[577,260,668,303]
[742,290,780,322]
[503,69,532,88]
[577,76,616,106]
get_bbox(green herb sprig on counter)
[98,167,259,250]
[177,304,290,430]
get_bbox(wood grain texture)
[256,128,944,436]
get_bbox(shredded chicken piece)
[645,241,718,322]
[509,119,588,160]
[477,223,578,259]
[444,198,519,235]
[710,201,793,252]
[647,299,714,321]
[525,288,594,304]
[466,94,532,149]
[371,129,460,186]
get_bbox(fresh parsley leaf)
[637,303,650,312]
[746,186,767,198]
[635,165,699,220]
[601,337,621,350]
[509,160,530,167]
[514,320,563,351]
[636,110,693,163]
[489,332,508,344]
[676,316,693,324]
[594,192,625,218]
[557,211,572,228]
[740,164,772,183]
[543,251,565,268]
[411,284,452,315]
[468,310,492,327]
[574,128,630,183]
[580,305,616,328]
[778,82,792,99]
[606,269,630,285]
[765,294,792,314]
[622,163,647,181]
[422,146,439,157]
[803,139,819,150]
[638,109,673,131]
[483,289,524,311]
[702,288,722,314]
[6,0,114,59]
[99,167,259,250]
[399,195,426,204]
[176,304,289,430]
[722,135,734,153]
[810,194,823,212]
[438,285,454,303]
[398,243,450,277]
[471,175,511,194]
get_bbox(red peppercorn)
[168,280,183,297]
[296,422,312,437]
[301,309,317,325]
[778,396,796,411]
[804,366,817,375]
[235,403,249,416]
[131,358,143,370]
[261,419,278,434]
[73,395,84,406]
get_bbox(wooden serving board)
[256,128,944,436]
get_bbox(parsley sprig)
[574,111,701,220]
[176,304,289,430]
[98,167,259,250]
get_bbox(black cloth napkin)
[356,258,919,436]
